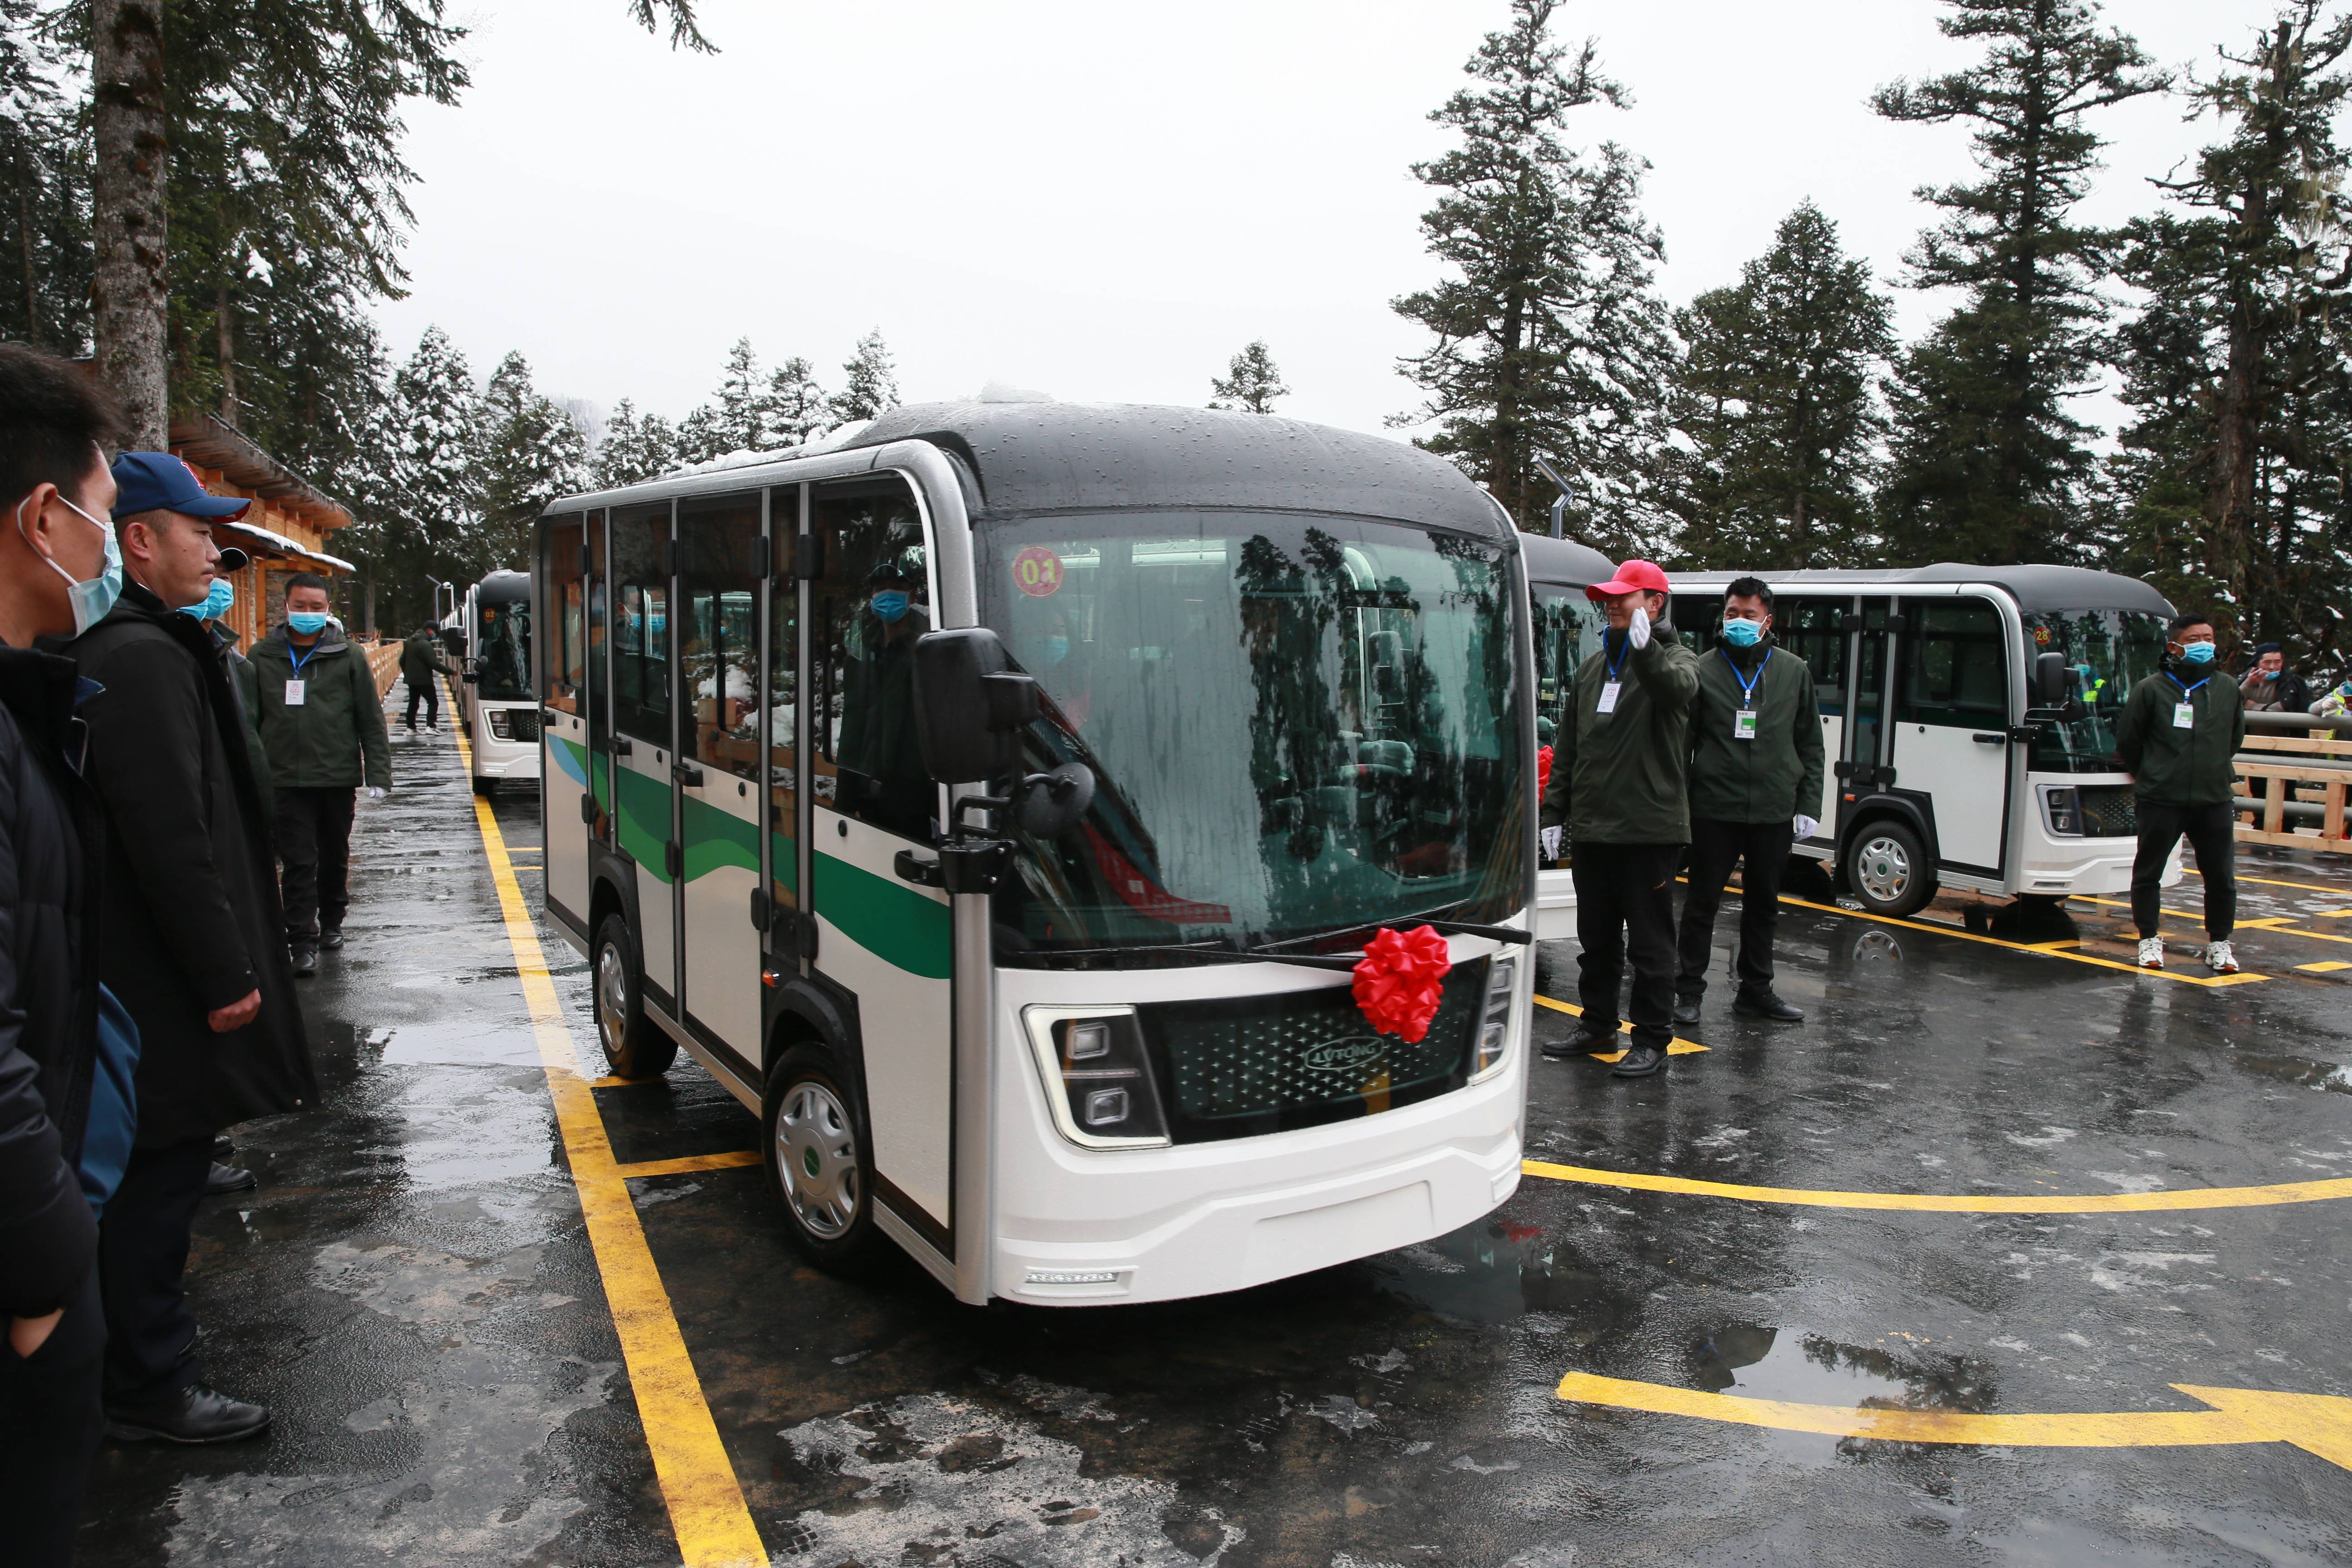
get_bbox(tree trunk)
[216,284,237,422]
[19,180,38,349]
[90,0,169,449]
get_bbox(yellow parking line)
[615,1150,763,1180]
[454,724,765,1566]
[1531,994,1707,1057]
[2298,960,2352,974]
[1772,892,2266,985]
[1519,1158,2352,1213]
[2189,867,2352,897]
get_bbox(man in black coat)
[67,451,315,1444]
[0,345,127,1565]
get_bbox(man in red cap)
[1538,559,1697,1078]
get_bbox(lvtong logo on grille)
[1302,1037,1390,1073]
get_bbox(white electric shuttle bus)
[1665,565,2179,918]
[456,569,541,795]
[1520,534,1612,938]
[532,403,1538,1306]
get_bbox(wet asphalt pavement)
[74,703,2352,1566]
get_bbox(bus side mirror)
[2033,651,2071,707]
[912,627,1037,782]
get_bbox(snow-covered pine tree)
[1666,201,1896,569]
[1872,0,2167,566]
[763,355,830,445]
[1390,0,1678,554]
[481,350,591,566]
[828,330,900,423]
[386,324,490,613]
[1208,341,1290,414]
[593,398,684,487]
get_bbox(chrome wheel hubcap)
[1856,835,1912,905]
[775,1082,860,1240]
[595,941,630,1061]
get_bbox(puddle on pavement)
[1365,1216,1627,1327]
[1690,1323,1996,1415]
[2232,1051,2352,1095]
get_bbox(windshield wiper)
[1247,909,1535,953]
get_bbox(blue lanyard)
[1603,642,1629,686]
[2167,674,2206,700]
[1720,646,1772,707]
[289,640,321,677]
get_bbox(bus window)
[813,475,932,840]
[2024,608,2170,772]
[680,493,762,781]
[1899,598,2007,728]
[1776,596,1848,715]
[545,515,582,714]
[1529,584,1602,746]
[612,503,671,745]
[476,598,531,701]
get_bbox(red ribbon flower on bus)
[1537,743,1553,800]
[1352,925,1453,1043]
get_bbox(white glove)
[366,786,387,802]
[1793,813,1818,841]
[1541,825,1563,862]
[1628,605,1652,650]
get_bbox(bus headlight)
[2039,785,2081,837]
[488,708,513,740]
[1471,955,1516,1082]
[1022,1007,1171,1150]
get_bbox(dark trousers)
[278,784,357,944]
[0,1263,104,1568]
[1677,817,1795,999]
[2132,800,2236,939]
[1572,842,1682,1051]
[404,676,437,728]
[99,1138,213,1406]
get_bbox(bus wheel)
[592,913,676,1079]
[763,1047,884,1272]
[1845,822,1935,919]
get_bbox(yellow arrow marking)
[1556,1373,2352,1470]
[1531,994,1706,1058]
[1520,1159,2352,1213]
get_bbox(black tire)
[1842,820,1936,919]
[592,912,676,1079]
[471,775,495,798]
[761,1044,887,1274]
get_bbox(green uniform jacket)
[248,625,393,791]
[1540,627,1700,845]
[2115,665,2245,808]
[1686,640,1825,825]
[399,630,449,686]
[218,630,275,829]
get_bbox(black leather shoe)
[212,1133,234,1159]
[319,927,345,951]
[289,944,317,977]
[1671,996,1702,1027]
[204,1161,255,1196]
[1611,1042,1667,1078]
[106,1384,270,1444]
[1541,1024,1620,1060]
[1734,990,1804,1022]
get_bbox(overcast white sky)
[376,0,2310,443]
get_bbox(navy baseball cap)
[109,451,252,522]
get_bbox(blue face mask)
[870,590,911,625]
[1720,616,1764,648]
[18,491,122,636]
[181,578,234,621]
[287,611,330,636]
[1042,634,1069,666]
[2178,640,2215,665]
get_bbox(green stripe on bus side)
[813,851,952,980]
[614,765,670,882]
[769,833,798,896]
[681,794,759,881]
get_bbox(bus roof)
[472,569,529,603]
[549,402,1514,542]
[1519,532,1617,587]
[1666,563,2173,617]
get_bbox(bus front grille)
[2075,784,2136,838]
[1136,960,1489,1144]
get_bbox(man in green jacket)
[2114,609,2245,975]
[248,573,391,974]
[399,624,450,732]
[1538,559,1700,1078]
[1673,578,1824,1027]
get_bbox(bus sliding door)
[808,473,956,1252]
[542,514,592,933]
[1838,596,1898,817]
[610,502,679,1012]
[676,492,765,1068]
[1774,595,1847,842]
[1890,597,2009,873]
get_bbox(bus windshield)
[1530,583,1605,749]
[976,513,1524,958]
[475,598,532,701]
[2024,608,2171,773]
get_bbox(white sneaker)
[2137,936,2165,970]
[2207,939,2238,975]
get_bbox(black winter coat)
[0,644,104,1318]
[66,584,314,1147]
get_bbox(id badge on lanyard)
[2173,701,2194,729]
[1596,681,1622,715]
[1735,707,1758,740]
[284,677,307,706]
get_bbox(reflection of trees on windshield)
[2026,610,2170,773]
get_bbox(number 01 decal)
[1012,545,1065,598]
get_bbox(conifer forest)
[5,0,2351,663]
